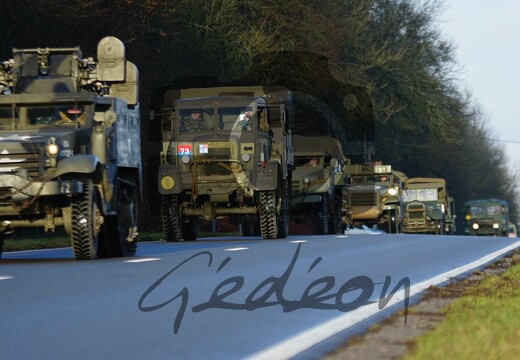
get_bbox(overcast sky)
[439,0,520,171]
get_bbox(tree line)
[1,0,517,230]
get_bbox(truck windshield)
[403,188,438,202]
[28,105,85,126]
[469,205,503,217]
[178,106,255,133]
[0,104,86,129]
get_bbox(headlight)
[241,153,251,162]
[493,223,500,229]
[46,137,59,157]
[387,187,397,196]
[472,223,479,230]
[181,155,191,164]
[465,215,471,221]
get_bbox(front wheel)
[162,195,182,242]
[71,179,103,260]
[315,196,329,235]
[259,191,278,239]
[277,180,289,239]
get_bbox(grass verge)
[3,231,241,252]
[404,260,520,360]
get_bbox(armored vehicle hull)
[0,37,141,260]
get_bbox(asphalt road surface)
[1,233,519,360]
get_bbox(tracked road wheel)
[104,182,138,257]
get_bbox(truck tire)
[315,196,329,235]
[71,179,102,260]
[277,180,289,239]
[104,183,138,257]
[162,195,182,242]
[0,235,4,259]
[242,215,260,236]
[259,191,278,239]
[182,218,198,241]
[328,198,343,234]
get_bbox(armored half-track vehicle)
[402,178,456,235]
[0,37,141,259]
[157,86,294,240]
[290,135,348,234]
[464,199,509,236]
[343,163,406,233]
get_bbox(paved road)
[1,234,519,360]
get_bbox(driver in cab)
[183,110,210,132]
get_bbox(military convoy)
[290,135,348,234]
[0,37,141,259]
[401,178,456,235]
[0,38,513,255]
[342,162,407,233]
[463,199,510,236]
[156,86,294,241]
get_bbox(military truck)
[343,162,406,233]
[402,178,456,235]
[0,37,141,260]
[157,86,294,240]
[463,199,509,236]
[290,135,348,234]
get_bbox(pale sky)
[440,0,520,171]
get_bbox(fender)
[52,154,101,178]
[158,164,184,195]
[251,160,279,191]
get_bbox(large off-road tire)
[162,195,181,242]
[103,182,138,257]
[277,180,289,239]
[242,215,260,236]
[0,235,4,259]
[328,197,343,234]
[259,191,278,239]
[315,196,329,235]
[71,179,103,260]
[182,217,198,241]
[435,219,445,235]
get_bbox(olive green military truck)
[402,178,456,235]
[157,86,294,240]
[343,163,406,233]
[0,37,141,260]
[290,135,348,234]
[464,199,509,236]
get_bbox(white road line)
[224,247,249,252]
[124,258,161,263]
[0,275,14,281]
[289,240,307,244]
[246,240,520,360]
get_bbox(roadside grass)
[3,230,241,252]
[404,262,520,360]
[3,236,71,251]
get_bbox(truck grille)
[350,192,378,206]
[407,203,425,219]
[0,149,43,178]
